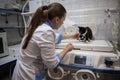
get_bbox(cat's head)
[78,26,93,42]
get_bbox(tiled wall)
[0,0,24,46]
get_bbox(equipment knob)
[104,58,114,67]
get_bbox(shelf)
[0,8,21,14]
[0,26,25,29]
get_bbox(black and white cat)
[78,26,93,42]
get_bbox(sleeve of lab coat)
[36,30,61,69]
[55,33,63,44]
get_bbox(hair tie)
[43,5,48,10]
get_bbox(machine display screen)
[0,38,4,53]
[74,55,86,65]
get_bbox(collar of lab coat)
[45,20,55,29]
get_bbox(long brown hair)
[22,2,66,49]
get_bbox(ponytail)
[22,6,48,49]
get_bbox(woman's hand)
[65,43,74,52]
[60,43,74,58]
[72,33,80,40]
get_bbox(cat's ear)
[85,27,89,29]
[78,26,81,28]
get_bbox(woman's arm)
[60,43,73,58]
[62,33,80,40]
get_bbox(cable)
[21,0,29,34]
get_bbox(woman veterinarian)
[12,2,79,80]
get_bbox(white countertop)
[0,44,20,66]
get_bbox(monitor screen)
[0,38,4,53]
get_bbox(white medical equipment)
[48,39,120,80]
[46,10,120,79]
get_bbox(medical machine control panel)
[74,55,86,65]
[68,53,95,67]
[60,50,119,69]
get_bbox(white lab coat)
[12,23,61,80]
